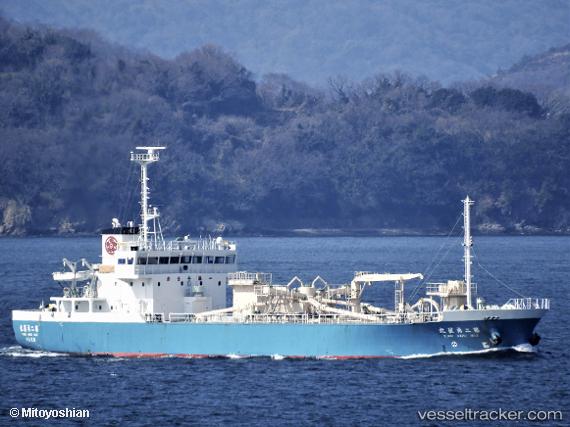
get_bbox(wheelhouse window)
[206,256,214,264]
[159,257,169,264]
[118,258,126,265]
[147,257,158,265]
[215,256,225,264]
[225,255,236,264]
[193,256,203,264]
[181,256,192,264]
[170,256,180,264]
[127,258,134,265]
[138,257,147,265]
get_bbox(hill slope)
[0,17,569,236]
[491,44,570,114]
[1,0,569,84]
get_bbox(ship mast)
[130,146,165,249]
[463,196,474,309]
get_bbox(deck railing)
[155,311,441,325]
[117,237,236,253]
[426,282,477,296]
[503,298,550,310]
[228,271,272,284]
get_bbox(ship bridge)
[45,146,238,320]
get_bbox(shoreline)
[2,228,570,238]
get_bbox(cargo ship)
[12,147,549,358]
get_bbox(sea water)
[1,236,568,425]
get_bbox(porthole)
[158,283,161,287]
[199,281,203,286]
[98,305,102,310]
[180,282,184,286]
[75,305,79,310]
[218,281,222,286]
[142,283,145,287]
[167,277,170,282]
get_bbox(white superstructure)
[46,147,237,322]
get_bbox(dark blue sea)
[1,236,569,426]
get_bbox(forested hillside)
[2,0,570,84]
[1,17,569,236]
[491,44,570,115]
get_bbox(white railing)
[133,264,226,275]
[169,313,195,322]
[119,237,235,253]
[426,283,461,294]
[152,310,441,325]
[131,152,159,162]
[426,282,477,296]
[503,298,550,310]
[163,239,234,252]
[228,271,272,284]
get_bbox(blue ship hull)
[13,317,541,358]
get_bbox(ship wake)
[0,346,69,358]
[1,346,537,360]
[401,345,537,360]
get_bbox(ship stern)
[12,310,43,350]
